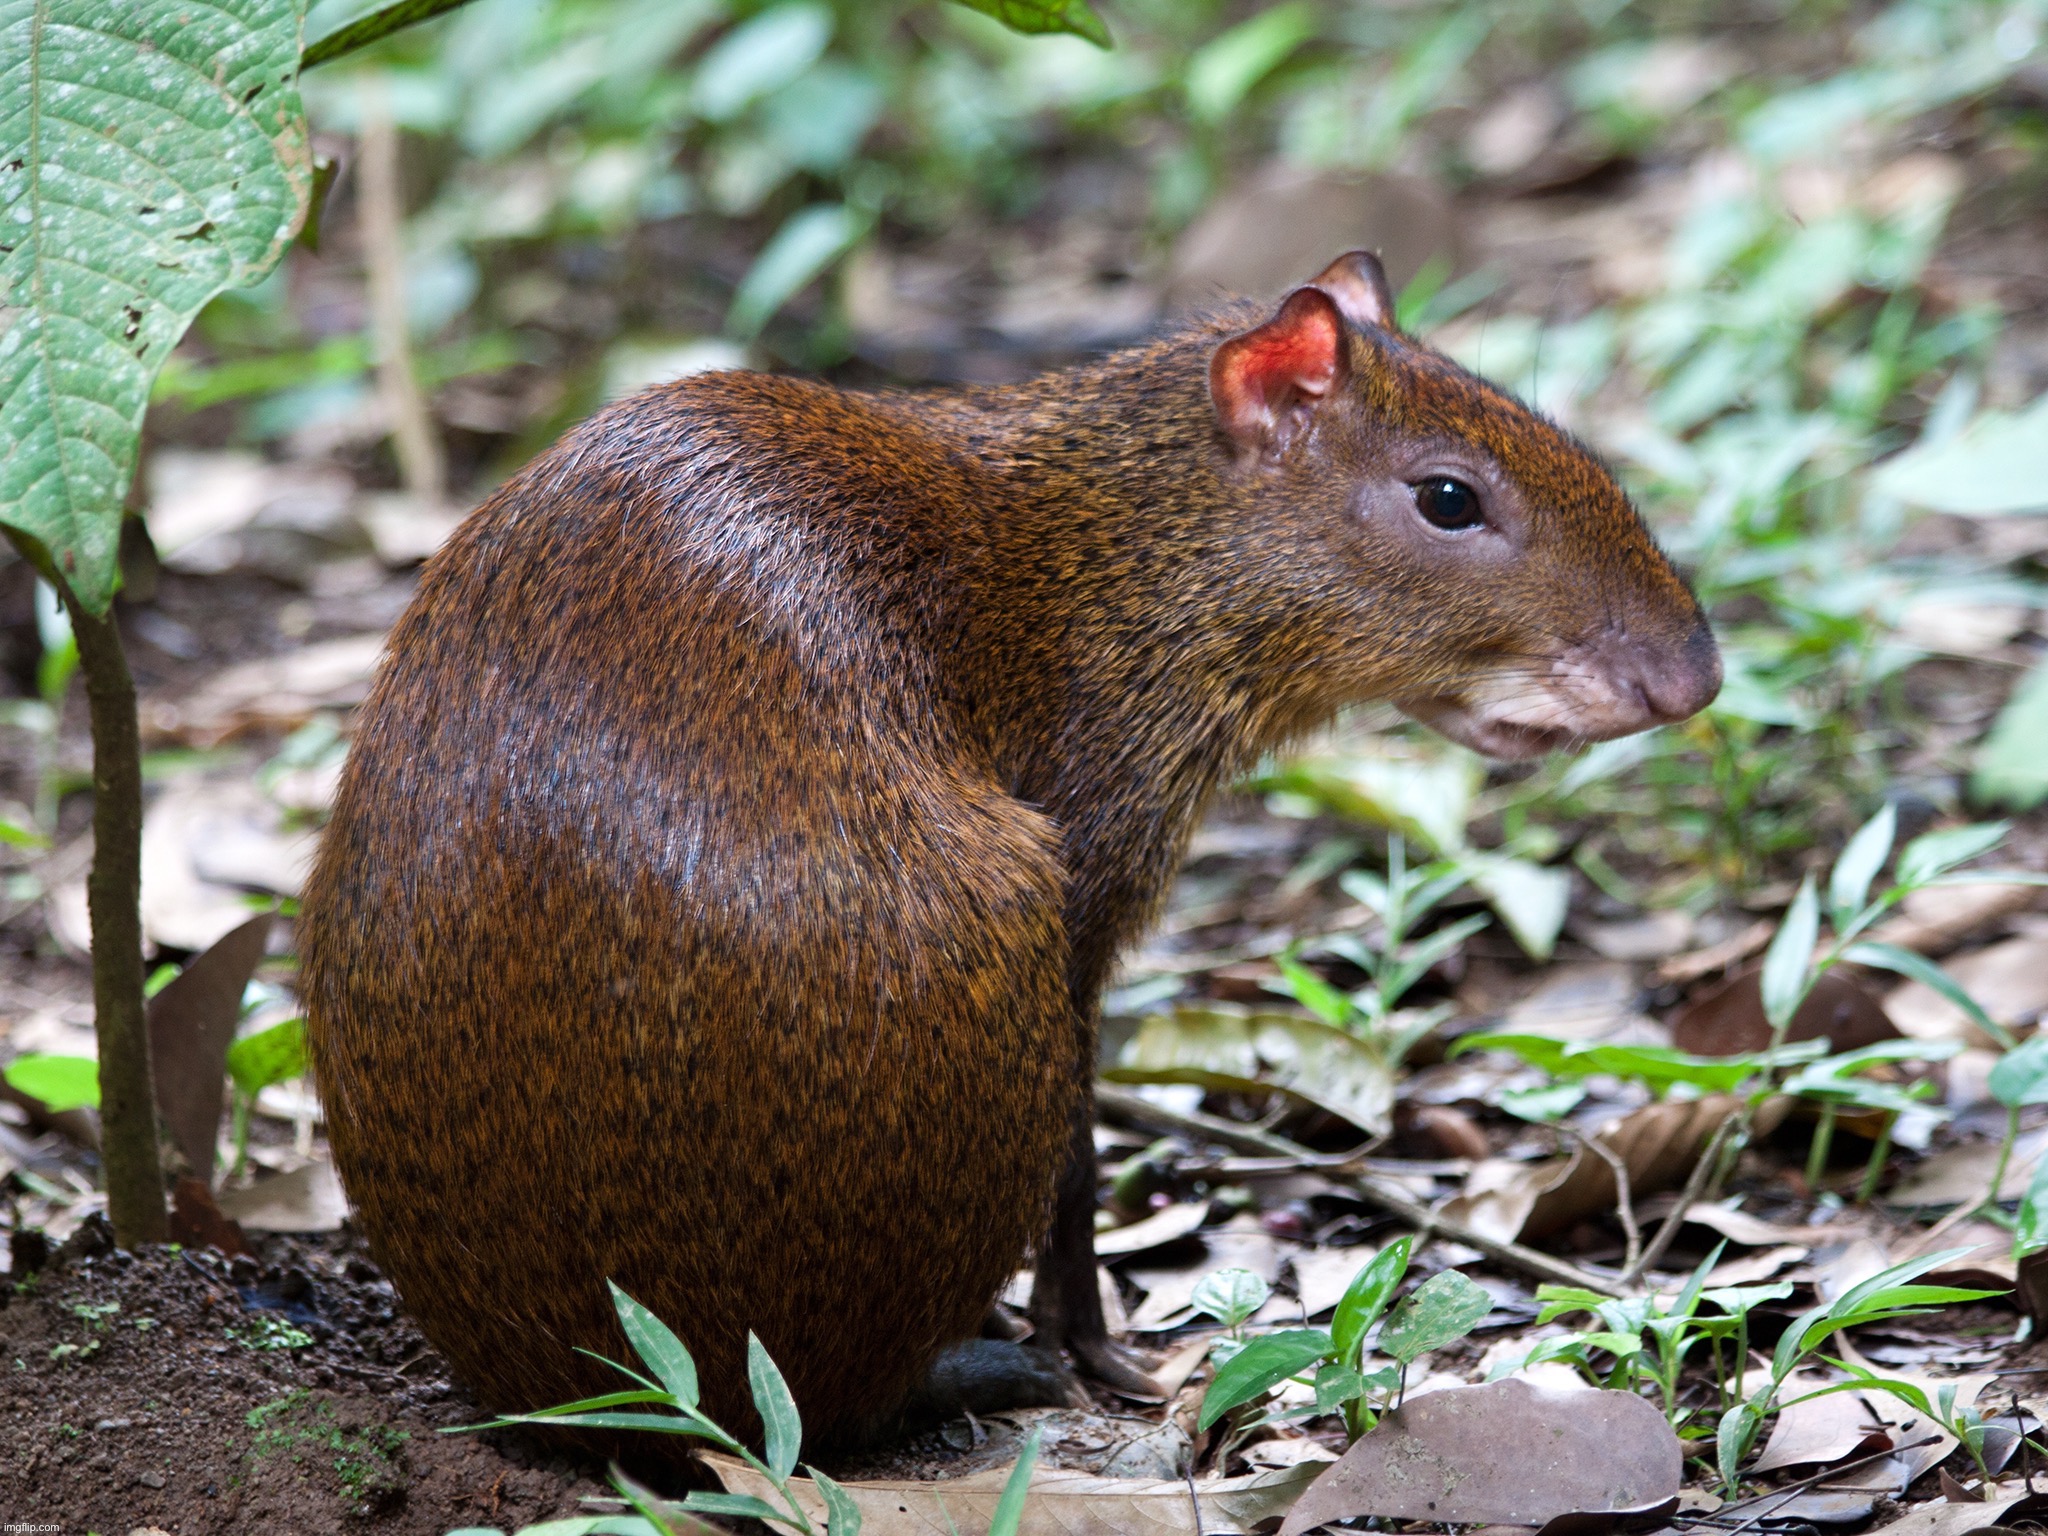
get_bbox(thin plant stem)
[1805,1106,1837,1190]
[1979,1107,2021,1221]
[1623,1108,1742,1288]
[1857,1114,1895,1204]
[1564,1125,1642,1275]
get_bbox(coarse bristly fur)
[299,263,1717,1455]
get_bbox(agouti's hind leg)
[1028,1101,1167,1398]
[907,1339,1086,1423]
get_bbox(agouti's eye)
[1411,477,1484,531]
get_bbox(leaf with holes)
[0,0,312,612]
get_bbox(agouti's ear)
[1309,250,1397,332]
[1210,286,1345,459]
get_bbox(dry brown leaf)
[1097,1202,1209,1258]
[1498,962,1645,1042]
[132,777,316,952]
[1574,911,1694,962]
[1890,1129,2048,1206]
[148,912,273,1183]
[1869,882,2044,957]
[707,1451,1320,1536]
[1887,931,2048,1043]
[1671,966,1896,1056]
[144,633,386,747]
[1751,1371,1890,1472]
[1653,920,1775,986]
[1275,1380,1680,1536]
[1440,1095,1747,1245]
[1858,1491,2048,1536]
[216,1157,348,1233]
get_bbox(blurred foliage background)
[117,0,2048,909]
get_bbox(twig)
[1679,1435,1941,1535]
[1622,1106,1743,1288]
[1561,1125,1642,1276]
[1348,1175,1628,1296]
[1094,1083,1622,1294]
[358,75,445,506]
[1095,1082,1376,1161]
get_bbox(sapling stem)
[1805,1106,1837,1190]
[1857,1113,1895,1204]
[64,592,166,1246]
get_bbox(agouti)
[299,252,1718,1451]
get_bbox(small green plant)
[457,1280,1041,1536]
[225,1016,309,1178]
[1197,1239,1491,1441]
[232,1314,316,1351]
[1502,1246,1793,1435]
[1783,1038,1957,1199]
[1267,836,1489,1069]
[1713,1248,2001,1496]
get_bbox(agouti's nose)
[1631,623,1721,723]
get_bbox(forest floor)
[6,12,2048,1535]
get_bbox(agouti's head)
[1207,252,1719,758]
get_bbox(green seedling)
[1198,1238,1491,1441]
[225,1017,308,1178]
[1266,835,1488,1069]
[1713,1248,2003,1496]
[1783,1038,1957,1198]
[457,1281,1040,1536]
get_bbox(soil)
[0,1224,608,1535]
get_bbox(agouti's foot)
[1067,1332,1167,1401]
[909,1338,1089,1421]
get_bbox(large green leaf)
[1106,1003,1396,1134]
[949,0,1110,47]
[0,0,313,612]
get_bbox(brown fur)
[299,290,1713,1450]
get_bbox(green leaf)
[1198,1329,1333,1430]
[1191,1268,1271,1330]
[810,1468,863,1536]
[0,0,313,614]
[1312,1361,1368,1414]
[1760,876,1820,1032]
[1499,1082,1589,1123]
[1896,822,2009,887]
[1843,942,2014,1048]
[225,1017,306,1098]
[611,1463,693,1536]
[301,0,488,68]
[1829,803,1896,928]
[679,1492,787,1522]
[1872,394,2048,514]
[1718,1400,1761,1492]
[746,1333,803,1481]
[2,1051,98,1112]
[728,203,870,340]
[1990,1034,2048,1108]
[989,1426,1042,1536]
[1453,1031,1822,1096]
[1462,855,1569,960]
[1270,953,1353,1030]
[2016,1154,2048,1259]
[948,0,1110,47]
[1976,662,2048,810]
[1331,1237,1410,1368]
[481,1410,718,1436]
[1185,3,1315,123]
[1379,1271,1492,1366]
[608,1283,700,1410]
